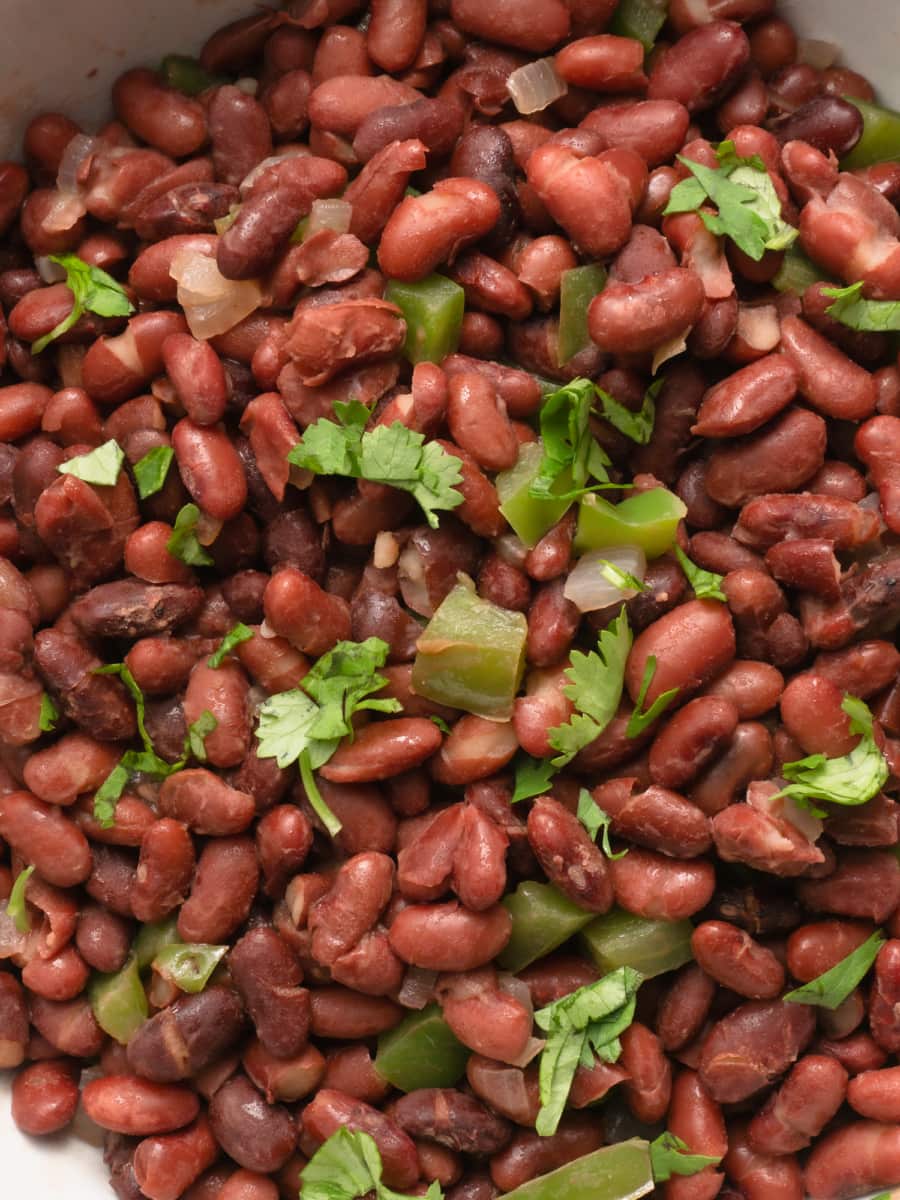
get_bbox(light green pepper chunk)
[154,943,228,994]
[610,0,668,49]
[133,916,180,971]
[501,1138,655,1200]
[498,881,596,973]
[575,489,686,559]
[772,245,826,295]
[412,582,527,720]
[842,98,900,169]
[159,54,224,96]
[497,442,574,549]
[384,274,465,364]
[558,264,607,366]
[581,908,694,979]
[89,954,148,1044]
[375,1004,470,1091]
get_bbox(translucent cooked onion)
[56,132,96,195]
[398,966,438,1009]
[507,1035,546,1069]
[169,248,263,339]
[736,304,780,353]
[507,59,568,115]
[306,198,353,238]
[397,544,433,617]
[235,76,259,95]
[563,545,647,612]
[35,255,67,284]
[652,331,688,375]
[798,38,840,70]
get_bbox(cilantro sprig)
[38,693,58,733]
[301,1128,442,1200]
[784,929,885,1010]
[529,379,613,501]
[674,546,727,603]
[664,140,798,262]
[5,865,35,934]
[255,637,402,837]
[577,789,627,860]
[511,754,557,803]
[774,695,889,813]
[595,378,662,446]
[548,609,631,766]
[58,439,124,487]
[823,280,900,331]
[167,504,214,567]
[207,623,254,669]
[32,254,133,354]
[287,401,463,528]
[534,966,641,1136]
[548,618,630,765]
[598,559,648,594]
[133,446,174,499]
[625,656,679,739]
[650,1132,722,1182]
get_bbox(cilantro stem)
[299,750,342,838]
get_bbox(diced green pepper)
[498,881,596,973]
[842,98,900,170]
[581,908,694,979]
[772,245,826,295]
[500,1138,655,1200]
[412,582,527,720]
[290,215,310,245]
[610,0,668,50]
[375,1003,470,1091]
[159,54,224,96]
[384,274,465,365]
[153,943,228,994]
[133,916,180,971]
[575,489,686,559]
[558,264,607,366]
[90,955,148,1044]
[497,442,574,549]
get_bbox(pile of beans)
[1,2,900,1199]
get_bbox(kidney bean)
[303,1088,418,1186]
[21,733,117,808]
[206,86,272,189]
[445,371,519,472]
[699,998,817,1103]
[648,697,739,790]
[75,903,131,975]
[779,673,859,758]
[209,1075,297,1175]
[723,1123,804,1200]
[125,987,245,1085]
[705,405,828,508]
[128,817,194,923]
[82,1075,200,1136]
[657,963,717,1053]
[624,599,736,709]
[745,1055,847,1157]
[431,716,518,788]
[465,1057,540,1127]
[161,333,228,428]
[21,939,89,1001]
[243,1040,325,1106]
[611,848,716,920]
[779,315,878,421]
[702,659,782,719]
[0,791,92,888]
[309,986,402,1039]
[797,850,900,924]
[389,900,511,971]
[449,0,568,52]
[612,1021,669,1124]
[804,1121,900,1200]
[35,626,137,740]
[489,1114,601,1192]
[868,940,900,1054]
[228,926,310,1059]
[178,836,258,944]
[319,718,442,784]
[158,768,255,836]
[846,1065,900,1123]
[437,969,533,1065]
[112,69,207,157]
[648,20,750,112]
[364,0,427,73]
[691,355,797,439]
[377,178,501,282]
[11,1059,80,1136]
[691,920,785,999]
[169,418,248,522]
[132,1116,219,1200]
[525,577,580,668]
[814,642,900,703]
[691,722,773,817]
[309,851,394,966]
[129,233,217,303]
[587,266,706,354]
[392,1087,512,1157]
[856,414,900,534]
[284,297,406,387]
[663,1069,727,1200]
[592,779,711,859]
[0,159,29,235]
[527,794,614,911]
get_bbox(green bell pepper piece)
[498,881,596,973]
[497,442,574,549]
[159,54,224,96]
[89,955,148,1044]
[384,274,465,364]
[842,98,900,170]
[412,582,527,720]
[575,488,686,559]
[501,1138,655,1200]
[133,916,180,971]
[153,943,228,994]
[772,245,826,295]
[581,908,694,979]
[375,1003,470,1091]
[558,264,607,366]
[610,0,668,50]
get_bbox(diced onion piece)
[35,255,67,284]
[235,76,259,95]
[736,303,780,353]
[652,331,688,375]
[169,248,263,339]
[748,779,824,843]
[306,198,353,238]
[564,545,647,612]
[398,544,433,618]
[56,133,96,195]
[507,58,568,115]
[374,530,400,569]
[507,1036,546,1070]
[398,967,438,1010]
[259,620,278,640]
[797,39,840,70]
